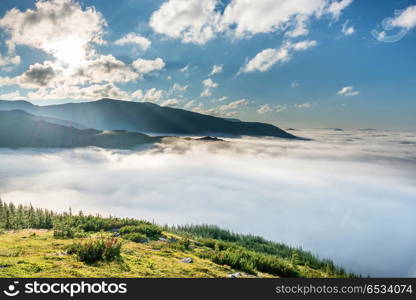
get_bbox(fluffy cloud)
[209,64,223,76]
[185,98,250,117]
[294,102,316,108]
[149,0,220,45]
[337,86,360,96]
[256,104,273,114]
[161,98,179,107]
[0,91,26,100]
[276,104,288,112]
[171,83,188,93]
[0,54,21,69]
[131,89,143,100]
[132,58,165,74]
[143,88,165,102]
[392,5,416,30]
[200,78,218,97]
[324,0,353,20]
[342,20,355,35]
[0,54,140,92]
[217,98,249,111]
[74,55,139,85]
[19,61,61,88]
[180,64,190,73]
[114,33,151,51]
[26,83,130,100]
[241,40,317,73]
[149,0,353,44]
[0,0,106,64]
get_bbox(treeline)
[170,224,352,277]
[0,199,146,232]
[0,200,55,229]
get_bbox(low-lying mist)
[1,129,415,277]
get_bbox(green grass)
[0,201,355,278]
[0,229,350,278]
[0,230,237,278]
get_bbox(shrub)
[53,223,75,239]
[119,224,162,240]
[67,236,122,263]
[200,247,300,277]
[122,233,148,243]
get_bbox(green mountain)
[0,99,297,138]
[0,110,159,149]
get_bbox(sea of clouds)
[1,129,415,277]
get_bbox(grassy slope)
[0,230,334,278]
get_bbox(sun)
[45,36,87,70]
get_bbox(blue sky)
[0,0,415,130]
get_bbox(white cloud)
[209,64,223,76]
[0,54,21,69]
[276,104,288,112]
[222,0,324,38]
[161,98,179,107]
[294,102,315,108]
[200,78,219,97]
[184,100,196,109]
[149,0,353,44]
[114,33,151,51]
[241,40,317,73]
[131,89,143,100]
[132,58,165,74]
[342,20,355,35]
[324,0,353,20]
[392,5,416,30]
[256,104,273,114]
[337,86,360,96]
[218,98,249,111]
[74,55,139,85]
[18,61,61,89]
[149,0,220,45]
[202,78,218,88]
[27,83,130,101]
[171,83,188,93]
[143,88,165,103]
[0,91,26,100]
[212,96,228,103]
[0,0,106,66]
[180,64,190,73]
[286,15,310,38]
[0,54,140,91]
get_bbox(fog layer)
[1,129,415,277]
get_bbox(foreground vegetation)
[0,200,355,278]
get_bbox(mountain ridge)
[0,98,297,139]
[0,110,159,149]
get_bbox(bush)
[200,247,300,277]
[53,223,75,239]
[119,224,162,240]
[122,233,148,243]
[67,236,122,263]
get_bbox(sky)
[0,0,415,130]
